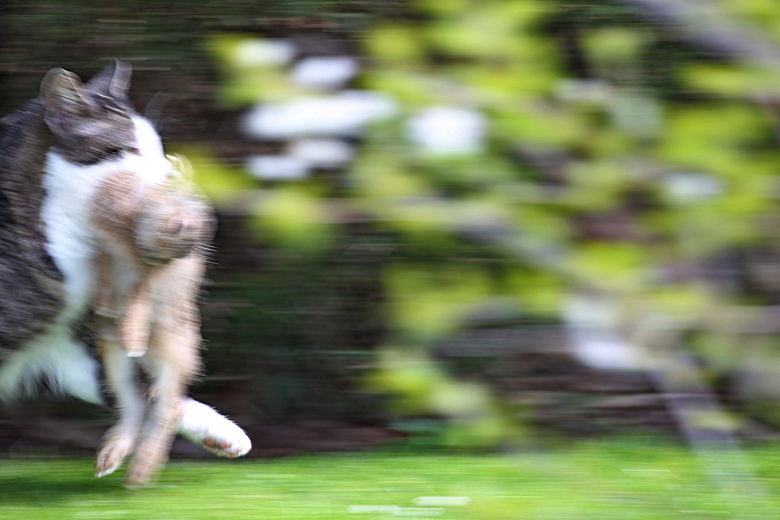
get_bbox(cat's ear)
[40,68,99,135]
[87,59,132,100]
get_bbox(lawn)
[1,440,779,519]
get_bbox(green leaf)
[505,267,565,317]
[349,150,433,200]
[681,65,778,97]
[443,414,512,448]
[207,35,300,105]
[411,0,470,17]
[384,263,492,341]
[416,154,516,186]
[648,286,710,324]
[569,242,648,292]
[219,66,300,105]
[363,24,426,64]
[657,105,770,172]
[362,69,439,106]
[492,104,589,147]
[425,1,550,60]
[449,61,557,100]
[367,348,448,414]
[166,144,255,206]
[250,186,335,254]
[564,161,628,212]
[514,205,572,243]
[584,28,646,64]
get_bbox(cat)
[0,60,251,486]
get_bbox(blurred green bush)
[195,0,780,443]
[7,0,780,447]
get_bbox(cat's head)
[40,60,140,166]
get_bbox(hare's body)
[91,170,215,357]
[0,62,250,486]
[94,253,207,484]
[90,169,217,483]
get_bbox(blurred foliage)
[196,0,780,444]
[8,0,780,447]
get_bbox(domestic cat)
[0,61,251,486]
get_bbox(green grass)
[1,440,779,519]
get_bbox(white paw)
[178,399,252,458]
[200,428,252,458]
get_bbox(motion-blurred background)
[3,0,780,457]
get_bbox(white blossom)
[233,39,296,67]
[291,56,360,90]
[564,293,638,370]
[407,106,486,155]
[665,172,723,203]
[289,139,354,168]
[246,155,309,180]
[242,91,398,139]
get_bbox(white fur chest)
[43,153,111,323]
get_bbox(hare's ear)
[40,68,99,136]
[87,59,132,100]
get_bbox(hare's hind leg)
[124,320,200,487]
[94,316,147,478]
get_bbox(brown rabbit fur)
[90,169,216,485]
